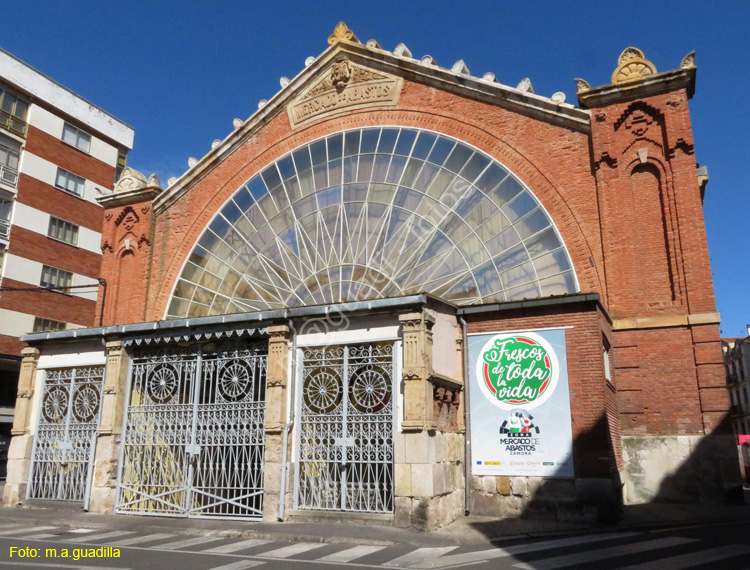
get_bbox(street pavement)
[0,521,749,569]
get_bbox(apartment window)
[62,123,91,153]
[32,317,66,333]
[0,134,20,187]
[40,265,73,291]
[0,87,29,136]
[48,216,79,245]
[0,191,11,228]
[55,168,85,196]
[115,148,127,183]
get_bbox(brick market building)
[0,48,133,479]
[1,25,738,528]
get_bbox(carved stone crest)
[287,59,403,129]
[330,59,351,89]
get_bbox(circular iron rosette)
[303,367,343,414]
[348,365,391,414]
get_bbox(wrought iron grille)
[294,342,395,513]
[116,342,267,519]
[28,366,105,501]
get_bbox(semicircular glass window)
[167,127,577,318]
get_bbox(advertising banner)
[468,328,574,478]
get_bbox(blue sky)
[3,1,749,336]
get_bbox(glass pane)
[62,125,77,145]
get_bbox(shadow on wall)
[466,412,743,539]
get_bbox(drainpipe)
[459,317,472,516]
[278,318,297,521]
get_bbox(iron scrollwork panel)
[116,343,268,519]
[295,342,394,513]
[191,346,267,518]
[116,349,197,515]
[28,366,105,501]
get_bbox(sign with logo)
[469,329,574,478]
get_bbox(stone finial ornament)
[482,72,497,83]
[394,43,412,58]
[280,76,290,88]
[420,55,437,66]
[611,47,657,84]
[258,99,268,109]
[551,92,567,103]
[233,118,243,129]
[574,78,591,91]
[516,77,534,93]
[366,39,381,49]
[113,167,148,193]
[188,157,198,168]
[328,21,359,45]
[168,177,177,186]
[146,173,161,188]
[681,51,696,69]
[211,139,221,150]
[305,56,315,67]
[451,60,470,75]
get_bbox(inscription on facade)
[288,59,402,129]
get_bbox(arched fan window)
[167,127,577,318]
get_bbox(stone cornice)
[153,41,591,215]
[577,67,696,109]
[98,186,162,209]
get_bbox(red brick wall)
[97,201,154,325]
[465,301,618,479]
[16,174,103,232]
[0,277,96,326]
[7,225,101,278]
[0,333,26,357]
[24,126,116,189]
[140,79,605,323]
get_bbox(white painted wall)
[13,201,102,254]
[0,48,133,149]
[19,151,106,204]
[0,307,34,337]
[2,252,99,301]
[28,106,119,166]
[2,252,42,285]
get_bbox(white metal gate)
[28,366,105,502]
[115,343,267,519]
[294,342,395,513]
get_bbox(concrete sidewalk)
[1,501,749,547]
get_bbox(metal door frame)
[27,365,106,503]
[115,342,267,520]
[293,339,398,513]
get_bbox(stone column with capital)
[2,347,40,505]
[399,312,436,433]
[262,325,291,521]
[88,340,131,513]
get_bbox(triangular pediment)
[287,56,403,128]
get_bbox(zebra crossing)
[0,523,748,569]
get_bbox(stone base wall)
[470,476,618,522]
[395,431,465,530]
[1,434,33,506]
[622,433,743,504]
[88,434,121,513]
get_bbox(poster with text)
[469,328,574,478]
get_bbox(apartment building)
[0,48,134,476]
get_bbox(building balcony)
[0,218,8,240]
[731,404,742,417]
[0,109,27,138]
